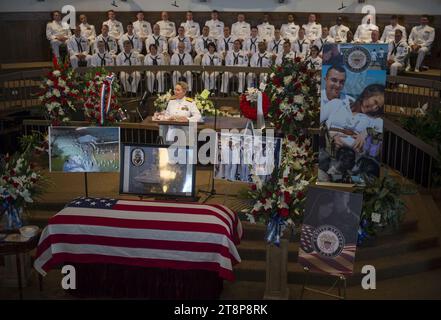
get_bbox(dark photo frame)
[119,143,197,198]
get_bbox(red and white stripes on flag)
[34,198,243,281]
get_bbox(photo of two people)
[318,43,388,185]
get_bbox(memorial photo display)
[298,186,363,276]
[119,144,196,198]
[48,126,120,173]
[214,133,282,183]
[319,43,387,185]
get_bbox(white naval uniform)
[181,20,200,41]
[94,34,118,56]
[144,53,166,93]
[103,19,124,41]
[305,56,322,71]
[381,24,407,44]
[314,36,335,53]
[156,20,176,39]
[145,34,168,55]
[408,25,435,70]
[162,97,202,144]
[267,38,284,55]
[243,37,262,56]
[119,33,144,61]
[46,20,71,58]
[170,52,194,92]
[354,23,379,43]
[80,23,96,44]
[217,36,236,56]
[67,36,91,68]
[292,38,311,58]
[222,50,248,93]
[194,36,215,65]
[231,21,251,41]
[169,36,192,54]
[247,51,272,88]
[388,40,409,76]
[280,22,299,42]
[257,22,275,42]
[90,51,114,67]
[115,51,141,93]
[275,51,298,65]
[302,22,322,42]
[133,20,152,40]
[205,19,225,40]
[329,24,350,43]
[201,52,222,90]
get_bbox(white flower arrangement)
[153,90,173,112]
[244,87,262,103]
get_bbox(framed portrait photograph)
[119,143,197,198]
[48,126,120,173]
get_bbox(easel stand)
[299,267,347,300]
[84,172,89,197]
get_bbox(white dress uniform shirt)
[156,20,176,38]
[144,53,166,93]
[257,22,275,42]
[205,19,225,40]
[165,98,202,123]
[329,24,350,43]
[243,36,262,55]
[314,36,335,52]
[169,36,192,54]
[181,20,201,40]
[80,23,96,42]
[292,38,311,58]
[46,20,72,58]
[222,50,248,93]
[116,51,142,93]
[275,51,297,65]
[119,33,143,54]
[354,23,379,43]
[302,22,322,42]
[162,97,202,144]
[217,35,236,55]
[320,90,355,123]
[194,36,215,56]
[388,39,409,76]
[46,20,71,41]
[201,52,222,90]
[381,24,407,44]
[231,21,251,40]
[408,25,435,49]
[280,22,299,41]
[91,51,114,67]
[248,51,272,88]
[133,20,152,39]
[267,38,284,55]
[170,52,194,92]
[305,56,322,70]
[145,34,168,54]
[67,35,91,68]
[94,34,118,55]
[103,19,124,40]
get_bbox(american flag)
[298,224,357,276]
[34,197,242,281]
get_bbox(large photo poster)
[318,43,387,185]
[49,127,120,172]
[214,133,282,183]
[298,186,363,276]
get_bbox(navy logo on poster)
[344,46,371,73]
[131,148,145,167]
[312,225,345,257]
